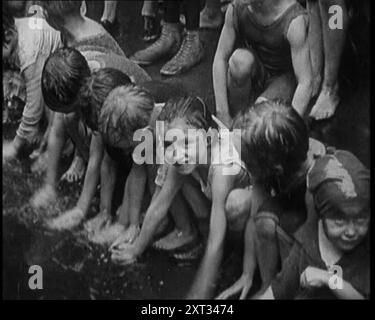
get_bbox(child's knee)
[255,217,277,241]
[229,49,255,84]
[225,189,251,231]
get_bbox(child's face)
[323,210,370,252]
[164,118,209,175]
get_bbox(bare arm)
[288,15,313,116]
[45,112,67,188]
[131,165,186,255]
[117,163,148,226]
[100,150,117,214]
[76,133,104,214]
[213,4,237,126]
[187,169,236,299]
[330,280,365,300]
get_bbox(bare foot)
[309,85,340,120]
[61,155,86,183]
[153,228,197,251]
[31,152,49,175]
[30,184,57,209]
[84,210,111,234]
[109,224,141,251]
[46,207,85,231]
[88,222,126,246]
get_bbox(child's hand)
[3,141,18,164]
[110,242,139,265]
[30,184,57,209]
[216,274,253,300]
[300,266,329,289]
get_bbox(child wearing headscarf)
[259,150,370,299]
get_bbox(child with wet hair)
[213,0,313,127]
[31,47,150,214]
[2,3,62,164]
[109,96,253,300]
[258,150,370,299]
[86,84,162,245]
[218,99,326,299]
[86,79,191,245]
[44,68,133,231]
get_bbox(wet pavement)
[2,1,370,299]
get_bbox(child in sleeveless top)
[109,97,253,300]
[213,0,313,127]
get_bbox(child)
[307,0,349,120]
[131,0,205,76]
[31,46,150,208]
[213,0,312,127]
[45,67,133,231]
[2,4,62,163]
[88,85,198,246]
[42,0,123,56]
[217,100,326,299]
[258,150,370,299]
[30,1,150,208]
[109,96,253,300]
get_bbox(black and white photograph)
[2,0,370,303]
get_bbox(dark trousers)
[163,0,205,30]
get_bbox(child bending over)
[218,100,326,299]
[45,67,132,231]
[109,97,253,300]
[213,0,312,127]
[2,4,62,163]
[31,47,149,219]
[258,150,370,299]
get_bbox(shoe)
[100,19,120,37]
[130,22,182,66]
[160,31,204,76]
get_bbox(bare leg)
[310,0,349,120]
[254,217,279,291]
[101,0,118,23]
[153,190,198,251]
[306,0,323,98]
[84,151,116,234]
[60,148,86,183]
[227,49,256,117]
[30,113,66,209]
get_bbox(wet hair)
[2,4,15,45]
[42,0,82,31]
[233,99,309,192]
[78,68,132,131]
[99,85,155,148]
[42,47,90,113]
[157,96,215,131]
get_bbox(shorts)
[254,184,307,262]
[240,47,297,103]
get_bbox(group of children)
[2,0,369,299]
